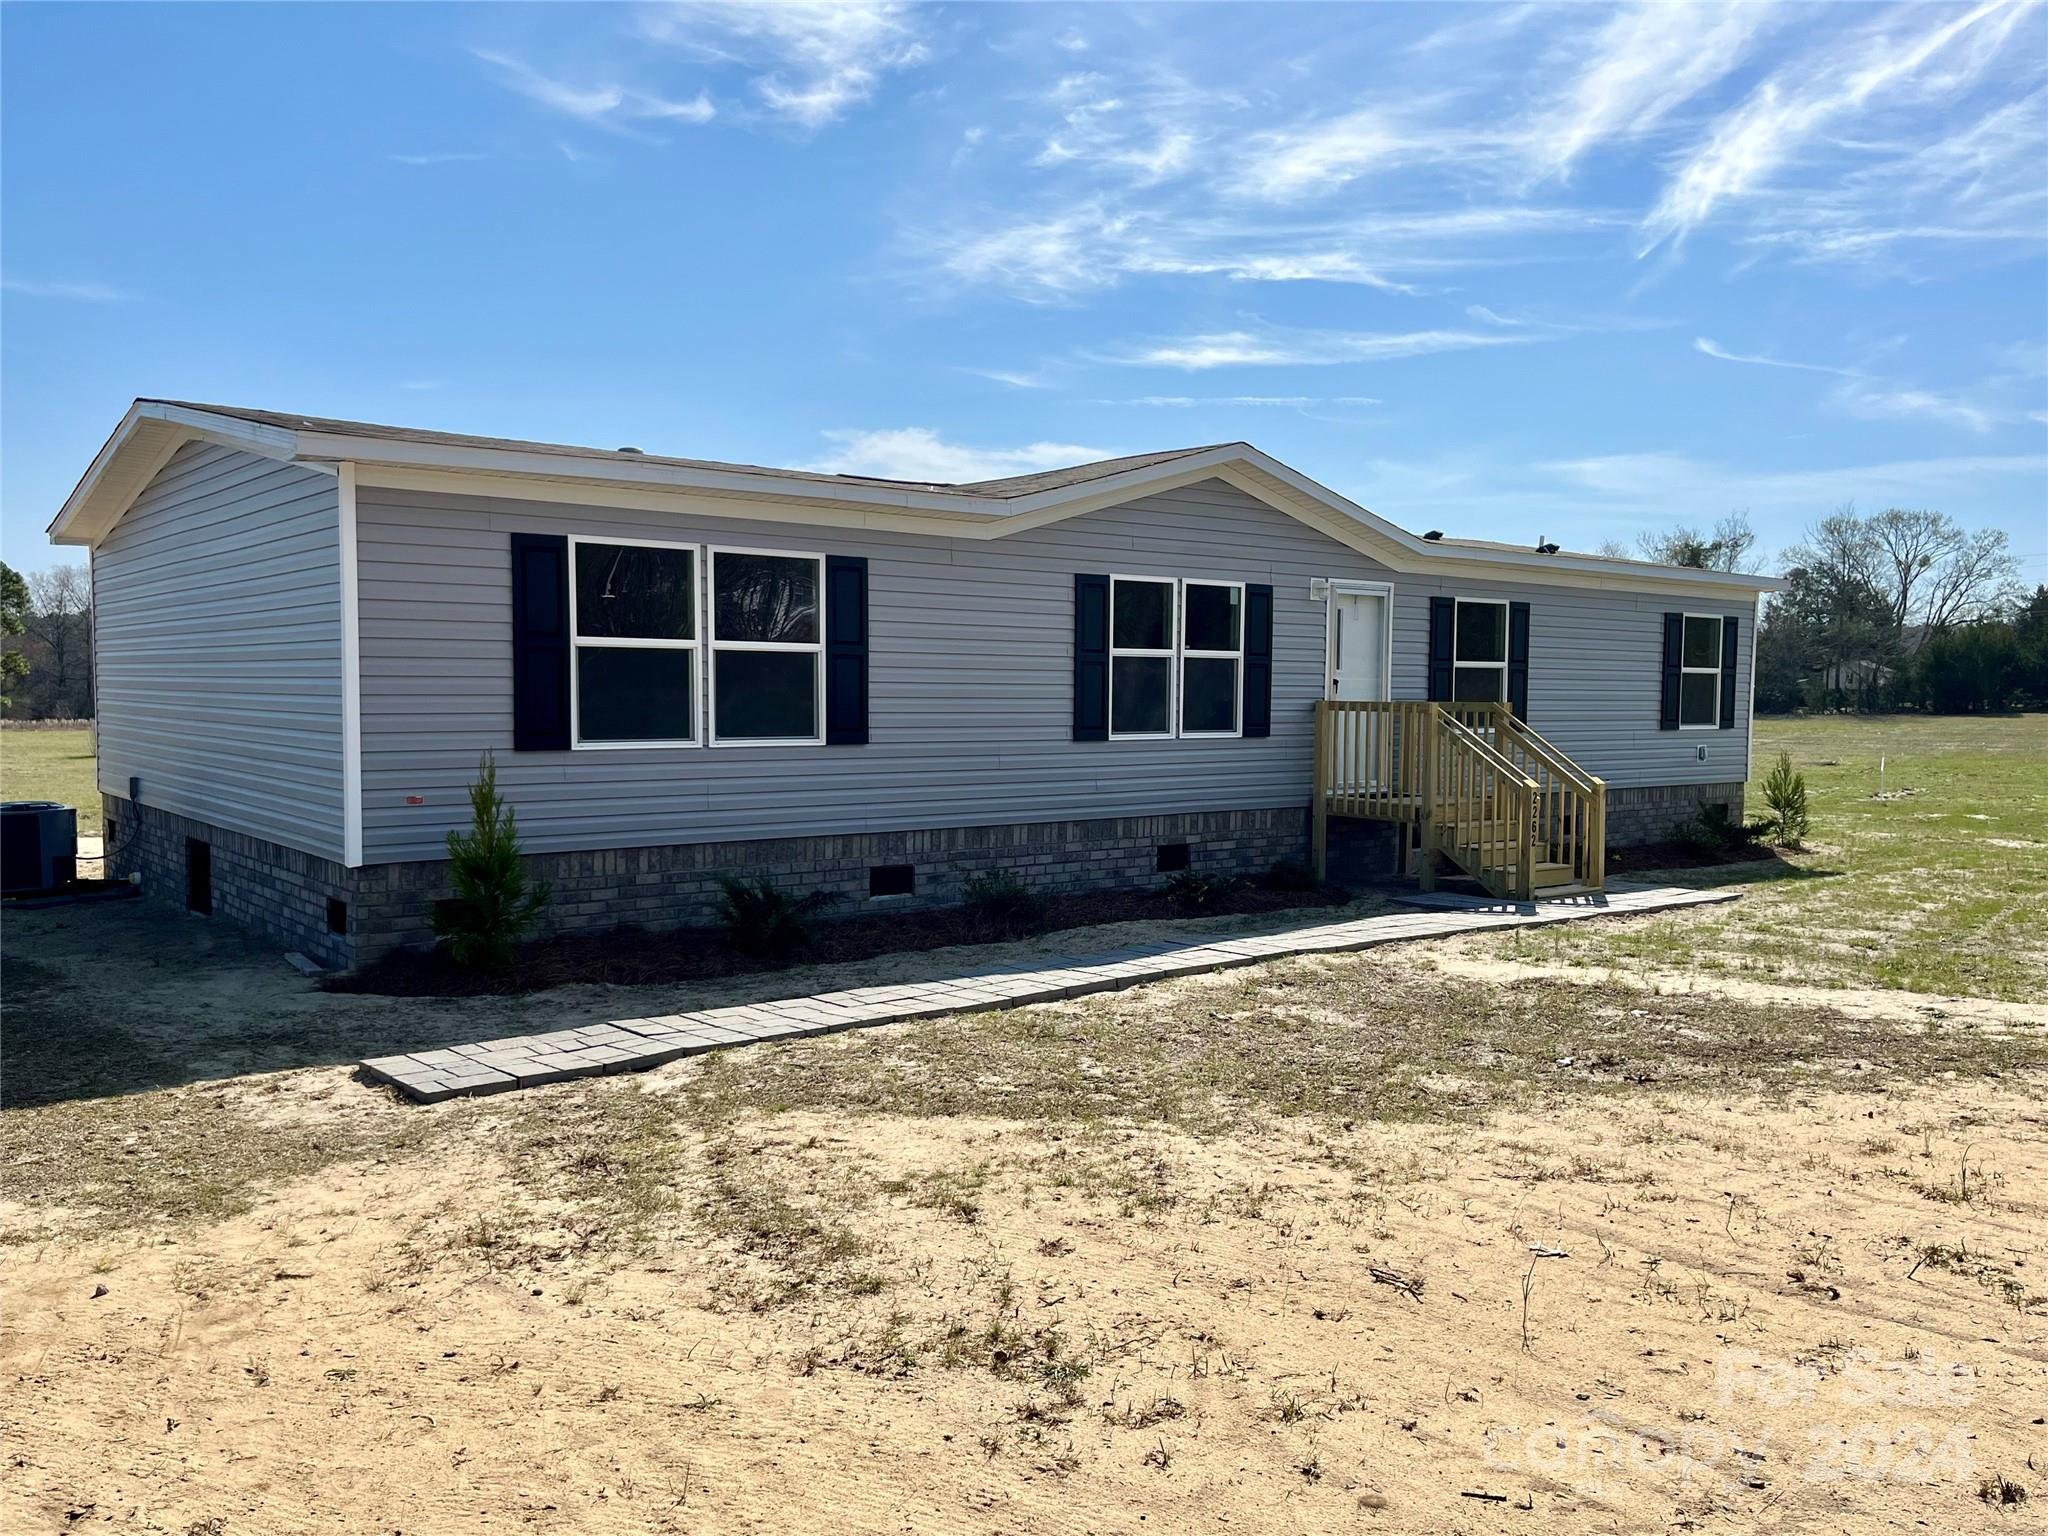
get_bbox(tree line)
[1,561,94,720]
[1621,507,2043,714]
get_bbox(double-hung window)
[1109,576,1176,738]
[571,538,697,747]
[1179,580,1243,736]
[710,548,824,744]
[1680,613,1724,728]
[1108,576,1245,739]
[1452,598,1508,703]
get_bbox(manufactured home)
[50,400,1779,969]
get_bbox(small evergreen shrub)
[714,875,835,964]
[1165,871,1243,915]
[1263,857,1321,893]
[432,753,549,970]
[1759,751,1811,847]
[960,869,1046,930]
[1669,801,1771,860]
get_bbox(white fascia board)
[298,430,1002,517]
[350,463,992,536]
[48,401,305,545]
[55,404,1783,599]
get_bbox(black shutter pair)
[1659,612,1739,731]
[1428,597,1530,721]
[509,534,869,749]
[1072,575,1274,741]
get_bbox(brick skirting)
[99,782,1738,972]
[1603,781,1747,846]
[348,806,1317,967]
[102,795,354,970]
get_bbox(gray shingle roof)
[147,400,1229,500]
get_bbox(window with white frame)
[1179,580,1243,736]
[1453,598,1508,703]
[1108,576,1246,739]
[1680,613,1724,728]
[710,548,823,743]
[1110,576,1176,738]
[571,539,697,746]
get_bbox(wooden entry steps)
[1313,700,1607,902]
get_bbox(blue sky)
[4,1,2045,577]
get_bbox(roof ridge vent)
[616,446,643,455]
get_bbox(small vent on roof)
[1423,530,1444,541]
[616,446,644,455]
[1536,541,1560,555]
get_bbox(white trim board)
[338,463,364,868]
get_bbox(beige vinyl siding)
[93,441,346,859]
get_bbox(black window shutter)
[511,533,570,751]
[1427,596,1455,701]
[1659,612,1684,730]
[1242,583,1274,738]
[1073,574,1109,741]
[1719,614,1739,730]
[1507,601,1531,721]
[825,555,869,746]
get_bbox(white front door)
[1327,590,1388,700]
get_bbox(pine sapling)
[433,752,549,969]
[1761,750,1811,848]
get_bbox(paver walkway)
[361,881,1736,1103]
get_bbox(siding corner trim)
[339,462,364,867]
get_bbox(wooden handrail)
[1314,699,1606,898]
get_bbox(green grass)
[0,725,100,833]
[1493,714,2048,1002]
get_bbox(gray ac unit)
[1,801,79,895]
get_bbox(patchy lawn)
[0,724,99,832]
[2,712,2044,1533]
[1480,714,2048,1003]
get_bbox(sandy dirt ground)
[5,900,2045,1533]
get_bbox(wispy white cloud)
[809,427,1115,482]
[1539,448,2044,513]
[1,276,136,302]
[959,366,1050,389]
[1833,381,2000,433]
[475,49,714,134]
[388,151,490,167]
[931,204,1610,301]
[1640,0,2039,252]
[1522,2,1769,179]
[1693,336,1851,375]
[1696,335,2012,431]
[1229,109,1461,202]
[639,1,927,128]
[1107,395,1381,408]
[1110,326,1537,371]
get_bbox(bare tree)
[1911,522,2023,637]
[1636,511,1763,573]
[1803,507,2021,647]
[23,564,93,718]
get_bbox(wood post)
[1311,700,1329,882]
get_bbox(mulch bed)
[1604,841,1797,877]
[327,880,1353,999]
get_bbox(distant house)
[50,400,1780,968]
